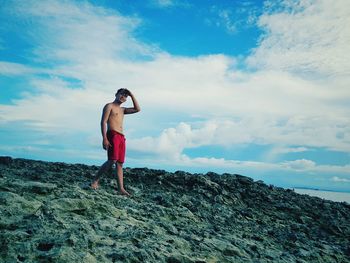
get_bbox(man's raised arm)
[124,90,141,114]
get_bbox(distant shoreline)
[292,187,350,193]
[293,188,350,204]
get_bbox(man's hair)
[115,88,128,97]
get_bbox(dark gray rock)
[0,156,12,165]
[0,156,349,263]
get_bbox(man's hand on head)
[125,89,132,96]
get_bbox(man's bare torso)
[107,103,125,134]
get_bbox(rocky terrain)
[0,156,350,263]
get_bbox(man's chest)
[109,108,124,119]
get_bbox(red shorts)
[107,130,126,163]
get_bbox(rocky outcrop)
[0,156,349,262]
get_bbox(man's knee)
[116,162,123,167]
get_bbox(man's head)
[115,88,129,103]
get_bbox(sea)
[293,188,350,204]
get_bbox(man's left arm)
[124,90,141,114]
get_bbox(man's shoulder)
[104,102,114,109]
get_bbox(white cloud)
[247,0,350,78]
[127,150,350,176]
[0,62,40,75]
[282,159,316,171]
[150,0,190,8]
[2,0,154,68]
[0,144,104,163]
[332,176,350,183]
[180,155,279,171]
[152,0,174,7]
[127,122,217,159]
[128,118,350,161]
[123,117,350,174]
[275,147,309,154]
[189,156,350,175]
[263,146,310,162]
[2,0,349,129]
[206,3,259,34]
[217,9,237,33]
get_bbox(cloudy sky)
[1,0,349,191]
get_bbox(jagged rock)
[0,156,12,165]
[0,157,349,262]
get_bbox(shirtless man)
[91,88,141,195]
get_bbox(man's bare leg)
[116,162,130,196]
[91,160,113,189]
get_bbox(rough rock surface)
[0,156,349,263]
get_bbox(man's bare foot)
[91,180,99,190]
[119,189,131,196]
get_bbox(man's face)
[117,92,128,103]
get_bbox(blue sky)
[1,0,350,192]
